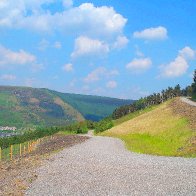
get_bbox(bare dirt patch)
[170,98,196,155]
[0,134,89,196]
[170,98,196,131]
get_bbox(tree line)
[0,121,88,148]
[113,69,196,119]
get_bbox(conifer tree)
[192,70,196,99]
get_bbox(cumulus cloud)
[160,46,195,78]
[38,39,50,51]
[84,67,119,83]
[112,36,129,49]
[134,45,144,57]
[0,45,44,73]
[0,1,127,38]
[126,57,152,73]
[133,26,167,40]
[179,46,195,60]
[0,45,36,67]
[63,0,73,8]
[106,80,117,88]
[62,63,73,72]
[0,74,16,81]
[71,36,109,58]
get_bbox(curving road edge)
[26,136,196,196]
[180,97,196,107]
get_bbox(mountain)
[0,86,134,128]
[51,90,134,121]
[0,86,84,128]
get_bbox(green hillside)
[101,99,196,157]
[0,86,84,128]
[0,86,133,128]
[51,90,134,121]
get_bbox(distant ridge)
[0,86,134,128]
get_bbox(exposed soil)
[0,134,89,196]
[170,98,196,155]
[170,98,196,131]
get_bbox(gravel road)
[180,97,196,107]
[26,136,196,196]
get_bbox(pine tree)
[192,70,196,99]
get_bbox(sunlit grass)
[113,105,158,126]
[101,101,195,157]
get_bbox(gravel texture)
[0,135,89,196]
[180,97,196,107]
[26,136,196,196]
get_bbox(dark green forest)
[51,90,133,121]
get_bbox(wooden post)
[29,142,32,152]
[28,142,30,153]
[24,145,26,155]
[0,147,2,161]
[10,145,13,161]
[20,143,22,156]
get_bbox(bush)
[94,118,113,134]
[86,120,96,129]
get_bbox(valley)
[0,86,133,129]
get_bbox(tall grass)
[113,105,157,126]
[101,101,195,157]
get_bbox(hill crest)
[0,86,134,128]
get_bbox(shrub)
[94,118,113,134]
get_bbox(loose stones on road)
[26,136,196,195]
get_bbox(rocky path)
[26,136,196,196]
[180,97,196,107]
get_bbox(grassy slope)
[101,100,195,157]
[0,86,132,128]
[51,90,134,121]
[191,96,196,101]
[0,86,84,128]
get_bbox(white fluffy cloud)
[112,36,129,49]
[63,0,73,8]
[0,45,44,72]
[179,46,195,60]
[106,80,117,88]
[0,1,127,38]
[0,74,16,81]
[133,26,167,40]
[84,67,119,83]
[160,46,195,78]
[126,58,152,72]
[71,36,109,58]
[62,63,73,72]
[0,45,36,67]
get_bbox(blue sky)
[0,0,195,99]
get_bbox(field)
[101,99,196,157]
